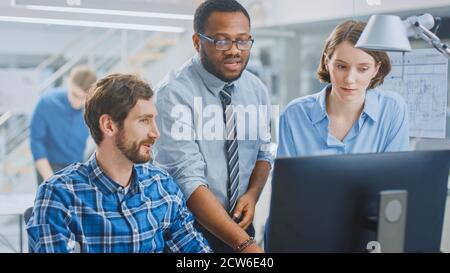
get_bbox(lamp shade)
[356,15,412,52]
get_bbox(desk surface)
[0,193,35,215]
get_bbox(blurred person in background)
[29,64,97,185]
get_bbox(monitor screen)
[266,150,450,253]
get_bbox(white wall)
[145,31,196,86]
[251,0,450,27]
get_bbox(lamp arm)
[413,22,450,59]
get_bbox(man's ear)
[99,114,117,137]
[192,33,201,53]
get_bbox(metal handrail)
[110,32,168,73]
[35,28,93,72]
[0,111,12,128]
[2,29,180,159]
[1,29,118,158]
[36,29,117,94]
[94,45,122,72]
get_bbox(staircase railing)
[1,29,183,163]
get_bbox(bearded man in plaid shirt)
[26,74,211,253]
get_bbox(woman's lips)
[341,87,357,92]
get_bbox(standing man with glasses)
[153,0,273,253]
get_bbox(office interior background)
[1,0,450,253]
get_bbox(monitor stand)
[364,190,408,253]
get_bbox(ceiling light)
[0,16,185,32]
[17,5,193,20]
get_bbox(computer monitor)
[266,150,450,253]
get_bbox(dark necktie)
[219,84,240,214]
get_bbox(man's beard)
[115,129,153,164]
[200,48,249,82]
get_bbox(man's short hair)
[194,0,251,34]
[84,74,154,145]
[68,64,97,92]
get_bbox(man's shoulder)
[39,163,91,197]
[41,88,66,100]
[36,88,67,108]
[241,69,265,85]
[135,162,170,176]
[155,59,198,97]
[238,70,269,96]
[135,163,181,193]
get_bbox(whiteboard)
[382,48,448,139]
[0,69,40,115]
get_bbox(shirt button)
[134,228,138,233]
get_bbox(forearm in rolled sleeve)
[257,125,274,167]
[257,149,274,168]
[257,87,274,167]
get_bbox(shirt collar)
[362,89,379,123]
[310,85,329,125]
[87,153,140,196]
[192,54,234,96]
[310,85,380,124]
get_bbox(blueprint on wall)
[382,48,448,139]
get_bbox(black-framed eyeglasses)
[198,33,254,51]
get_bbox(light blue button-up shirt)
[277,85,410,157]
[153,55,273,209]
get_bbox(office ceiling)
[0,0,200,32]
[5,0,200,15]
[1,0,449,65]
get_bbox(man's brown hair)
[84,74,154,144]
[317,20,391,89]
[69,64,97,91]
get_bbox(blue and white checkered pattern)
[26,154,212,253]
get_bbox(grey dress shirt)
[153,55,273,209]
